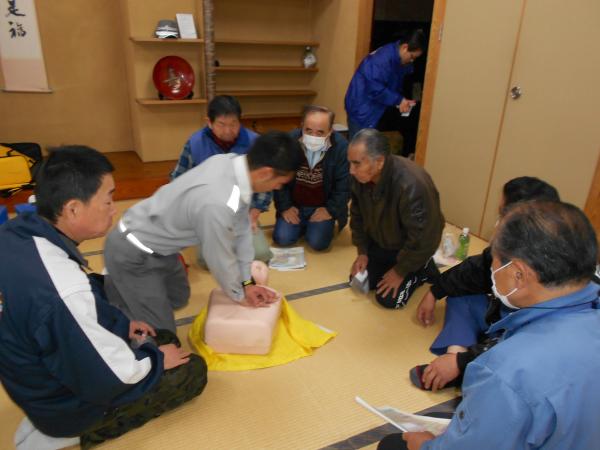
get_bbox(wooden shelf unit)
[130,37,204,44]
[216,89,316,97]
[215,38,319,47]
[243,112,303,119]
[122,0,208,161]
[216,65,317,72]
[136,98,207,105]
[211,1,320,124]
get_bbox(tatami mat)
[0,200,488,449]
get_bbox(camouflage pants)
[80,330,207,449]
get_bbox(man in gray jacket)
[104,132,302,332]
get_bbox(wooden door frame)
[354,0,446,166]
[584,151,600,242]
[414,0,446,166]
[355,0,375,67]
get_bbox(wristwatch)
[241,277,256,287]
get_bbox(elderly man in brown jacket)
[348,128,444,308]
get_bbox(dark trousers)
[80,330,207,449]
[367,243,439,309]
[376,104,421,157]
[347,104,420,157]
[378,433,408,450]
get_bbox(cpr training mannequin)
[204,261,282,354]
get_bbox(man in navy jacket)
[345,29,426,156]
[273,105,350,251]
[0,146,206,449]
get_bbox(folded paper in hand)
[350,270,369,294]
[355,396,450,436]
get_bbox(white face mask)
[491,260,519,309]
[302,134,328,152]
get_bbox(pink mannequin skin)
[251,260,269,286]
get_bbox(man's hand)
[282,207,300,224]
[376,268,404,298]
[422,353,460,391]
[351,255,369,277]
[129,321,156,340]
[416,290,437,327]
[249,208,261,232]
[403,431,435,450]
[398,98,416,113]
[241,285,278,307]
[309,207,332,222]
[159,344,191,370]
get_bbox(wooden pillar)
[202,0,215,101]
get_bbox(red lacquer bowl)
[152,56,195,100]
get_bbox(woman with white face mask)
[272,106,350,251]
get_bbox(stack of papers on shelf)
[355,396,450,436]
[268,247,306,271]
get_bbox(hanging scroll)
[0,0,50,92]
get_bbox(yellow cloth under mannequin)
[188,298,336,371]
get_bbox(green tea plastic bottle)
[455,227,470,261]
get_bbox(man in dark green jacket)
[348,128,444,308]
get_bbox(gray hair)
[350,128,390,159]
[301,105,335,128]
[492,201,598,287]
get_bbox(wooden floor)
[0,151,173,212]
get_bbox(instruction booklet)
[268,247,306,271]
[355,396,450,436]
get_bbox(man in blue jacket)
[345,29,426,156]
[171,94,273,263]
[0,146,206,449]
[273,105,350,251]
[379,201,600,450]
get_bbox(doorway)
[367,0,435,158]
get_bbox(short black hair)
[207,95,242,122]
[350,128,390,159]
[492,201,598,287]
[35,146,114,223]
[502,176,560,214]
[247,131,303,175]
[301,105,335,128]
[399,29,426,52]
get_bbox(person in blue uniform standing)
[345,29,426,156]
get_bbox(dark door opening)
[369,0,435,157]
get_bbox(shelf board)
[243,112,303,119]
[136,98,208,105]
[130,37,204,44]
[216,65,318,72]
[216,89,317,97]
[214,38,319,47]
